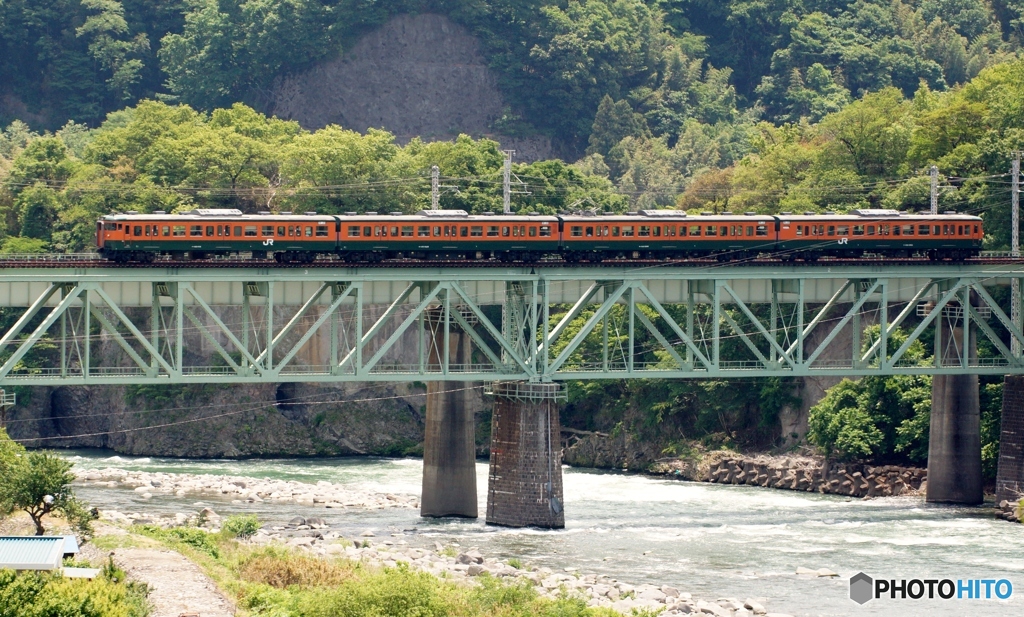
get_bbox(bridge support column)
[420,309,477,518]
[486,382,564,528]
[996,375,1024,503]
[927,301,983,504]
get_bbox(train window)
[432,226,440,236]
[203,225,212,236]
[362,226,371,236]
[529,226,537,237]
[402,226,414,237]
[720,226,728,236]
[827,226,835,236]
[652,226,661,237]
[317,226,329,237]
[487,225,500,237]
[622,226,634,237]
[958,225,963,235]
[893,225,901,236]
[879,224,889,236]
[144,225,151,236]
[933,225,940,235]
[470,226,483,237]
[190,225,203,237]
[570,226,583,237]
[746,226,753,236]
[539,225,551,237]
[418,226,430,237]
[162,226,171,237]
[944,224,950,235]
[612,226,620,237]
[756,225,768,237]
[974,225,979,234]
[261,225,274,237]
[131,225,140,236]
[665,226,675,237]
[173,225,186,237]
[233,226,241,237]
[521,226,527,236]
[734,225,743,236]
[391,226,398,236]
[918,225,930,235]
[837,226,849,236]
[462,226,471,237]
[243,226,257,237]
[689,225,701,236]
[443,226,450,237]
[795,226,803,236]
[586,226,595,237]
[853,225,864,236]
[679,225,687,237]
[277,226,285,236]
[867,225,875,236]
[503,226,511,237]
[303,226,311,237]
[705,226,717,236]
[902,225,914,236]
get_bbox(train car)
[776,209,983,261]
[97,207,983,263]
[558,211,776,261]
[97,209,340,263]
[334,210,560,261]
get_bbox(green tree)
[586,95,649,158]
[16,185,59,242]
[0,443,92,536]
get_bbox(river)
[66,451,1021,617]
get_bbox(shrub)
[0,568,149,617]
[136,525,220,559]
[238,548,356,588]
[223,514,260,539]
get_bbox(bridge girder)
[0,264,1021,385]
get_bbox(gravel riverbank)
[100,507,794,617]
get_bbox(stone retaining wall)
[649,454,927,499]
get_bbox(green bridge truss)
[0,262,1022,386]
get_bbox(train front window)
[539,226,551,237]
[470,226,483,237]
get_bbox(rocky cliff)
[268,13,553,161]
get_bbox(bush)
[0,568,149,617]
[223,514,260,539]
[135,525,220,559]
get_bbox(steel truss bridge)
[0,261,1023,386]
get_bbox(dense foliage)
[0,568,149,617]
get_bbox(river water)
[65,451,1021,617]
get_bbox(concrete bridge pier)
[996,375,1024,504]
[927,299,983,504]
[486,382,565,528]
[420,309,478,518]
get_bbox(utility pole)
[1013,153,1022,356]
[502,150,530,214]
[431,165,440,210]
[930,165,938,215]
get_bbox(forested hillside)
[0,1,1021,468]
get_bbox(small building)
[0,536,67,571]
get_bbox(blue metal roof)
[0,536,66,570]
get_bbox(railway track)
[1,254,1024,269]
